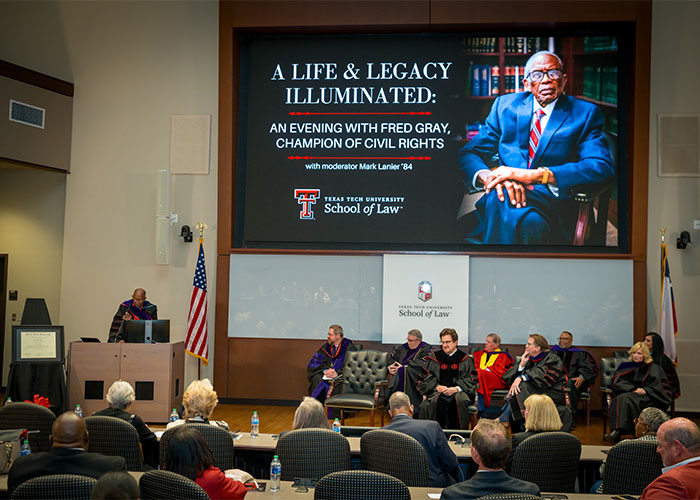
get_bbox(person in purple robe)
[108,288,158,342]
[306,324,357,402]
[387,329,433,409]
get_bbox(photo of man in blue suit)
[459,51,614,245]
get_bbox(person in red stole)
[473,333,514,416]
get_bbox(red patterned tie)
[528,109,545,168]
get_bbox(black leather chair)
[314,470,410,500]
[275,428,350,481]
[160,423,233,470]
[511,431,581,492]
[360,429,430,487]
[140,470,209,500]
[0,402,55,453]
[85,416,144,471]
[11,474,96,500]
[476,494,542,500]
[325,350,388,426]
[600,356,623,436]
[601,439,663,495]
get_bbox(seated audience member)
[108,288,157,342]
[551,330,599,419]
[8,411,126,494]
[417,328,477,429]
[440,418,540,500]
[166,379,229,430]
[506,394,562,472]
[384,391,459,487]
[473,333,513,416]
[165,426,247,500]
[293,396,331,430]
[307,324,357,403]
[93,380,159,468]
[502,334,569,430]
[605,342,671,442]
[594,407,669,493]
[645,331,681,399]
[91,471,141,500]
[387,329,433,408]
[640,418,700,500]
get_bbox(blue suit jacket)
[440,469,541,500]
[459,92,614,244]
[384,413,458,488]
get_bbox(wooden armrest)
[600,387,612,393]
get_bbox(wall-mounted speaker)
[155,169,170,265]
[658,114,700,177]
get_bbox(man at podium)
[108,288,158,342]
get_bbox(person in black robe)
[306,324,357,403]
[387,329,433,408]
[502,334,570,430]
[551,330,599,415]
[605,341,672,442]
[645,331,680,399]
[108,288,158,342]
[417,328,477,429]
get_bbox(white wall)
[0,0,219,384]
[649,0,700,411]
[0,168,66,384]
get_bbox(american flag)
[659,242,678,365]
[186,240,208,365]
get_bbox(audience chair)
[85,415,144,471]
[600,356,623,436]
[511,431,581,492]
[160,422,234,470]
[275,428,351,481]
[476,494,542,500]
[314,470,410,500]
[360,429,429,487]
[11,474,97,500]
[139,470,208,500]
[601,439,663,495]
[0,401,55,453]
[325,350,388,426]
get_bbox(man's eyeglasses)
[527,69,563,82]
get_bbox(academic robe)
[417,349,477,429]
[108,299,158,342]
[656,353,680,399]
[503,350,567,422]
[307,337,356,402]
[551,345,599,411]
[473,349,514,407]
[387,341,433,407]
[609,361,671,433]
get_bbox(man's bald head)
[132,288,146,307]
[51,411,89,450]
[656,417,700,466]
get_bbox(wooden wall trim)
[0,60,74,97]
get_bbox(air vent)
[9,99,45,129]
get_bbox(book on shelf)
[503,66,523,93]
[464,37,497,53]
[504,36,546,54]
[583,36,618,52]
[464,121,485,143]
[468,64,499,96]
[581,64,617,105]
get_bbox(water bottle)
[332,418,341,433]
[169,408,179,422]
[251,411,259,438]
[20,440,31,456]
[270,455,281,492]
[4,397,11,406]
[74,404,83,418]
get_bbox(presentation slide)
[236,33,624,250]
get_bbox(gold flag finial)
[195,221,208,240]
[660,227,666,243]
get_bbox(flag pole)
[194,221,208,380]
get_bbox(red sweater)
[195,466,247,500]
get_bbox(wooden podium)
[68,341,184,423]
